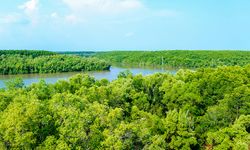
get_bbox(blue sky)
[0,0,250,51]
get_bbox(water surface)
[0,66,177,88]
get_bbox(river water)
[0,66,177,88]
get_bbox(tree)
[206,115,250,150]
[4,78,24,90]
[0,94,53,149]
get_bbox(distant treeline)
[58,51,96,57]
[95,50,250,68]
[0,65,249,149]
[0,50,56,57]
[0,50,110,75]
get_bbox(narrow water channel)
[0,66,177,88]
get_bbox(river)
[0,66,177,88]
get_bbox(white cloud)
[19,0,39,24]
[61,0,144,25]
[0,0,40,26]
[19,0,39,15]
[63,0,143,14]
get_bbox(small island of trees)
[0,50,110,75]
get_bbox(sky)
[0,0,250,51]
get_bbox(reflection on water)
[0,66,177,88]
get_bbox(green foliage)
[117,70,133,78]
[58,51,96,57]
[0,65,250,149]
[27,80,52,100]
[0,50,56,57]
[0,95,53,149]
[163,109,197,150]
[206,115,250,150]
[0,50,110,75]
[96,50,250,68]
[4,78,24,90]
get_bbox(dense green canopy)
[0,50,56,57]
[0,50,110,75]
[0,65,249,149]
[95,50,250,68]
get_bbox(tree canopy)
[0,65,249,149]
[0,50,110,75]
[95,50,250,68]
